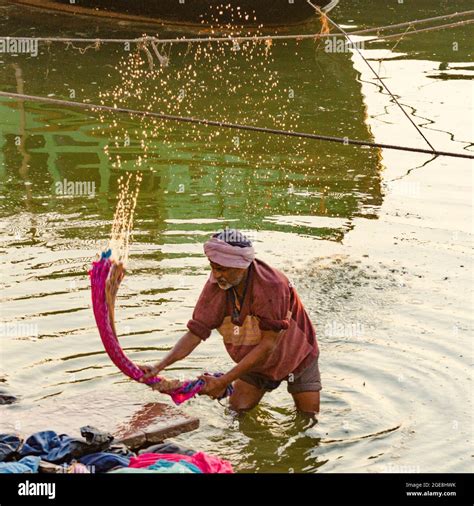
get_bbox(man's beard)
[217,280,233,290]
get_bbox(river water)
[0,0,472,473]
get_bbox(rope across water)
[6,11,474,45]
[0,91,472,159]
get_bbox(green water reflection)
[0,0,390,243]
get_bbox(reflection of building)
[0,14,384,242]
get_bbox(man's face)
[210,261,247,290]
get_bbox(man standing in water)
[140,229,321,414]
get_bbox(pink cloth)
[204,237,255,269]
[90,256,157,384]
[129,452,233,474]
[89,252,224,405]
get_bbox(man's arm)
[139,330,202,381]
[199,330,281,398]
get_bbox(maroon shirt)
[187,258,319,381]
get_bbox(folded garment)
[78,452,130,473]
[19,426,115,464]
[148,460,202,473]
[192,452,233,473]
[110,460,198,474]
[129,453,185,468]
[138,442,196,457]
[0,456,40,474]
[0,434,22,462]
[129,451,233,474]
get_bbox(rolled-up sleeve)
[253,282,291,332]
[187,318,213,341]
[187,279,226,341]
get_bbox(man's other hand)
[198,375,228,399]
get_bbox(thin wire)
[341,9,474,36]
[387,24,414,54]
[3,10,473,45]
[367,19,474,42]
[307,0,436,153]
[0,91,472,160]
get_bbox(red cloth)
[129,452,233,474]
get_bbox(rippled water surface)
[0,0,472,473]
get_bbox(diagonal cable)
[307,0,436,152]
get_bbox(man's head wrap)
[204,229,255,270]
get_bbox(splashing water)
[96,4,317,176]
[109,172,142,266]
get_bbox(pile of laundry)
[0,426,233,474]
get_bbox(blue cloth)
[0,434,22,462]
[19,428,114,464]
[110,460,201,474]
[19,431,89,464]
[148,459,202,474]
[0,456,40,474]
[78,452,130,473]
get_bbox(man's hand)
[138,364,163,382]
[198,375,229,400]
